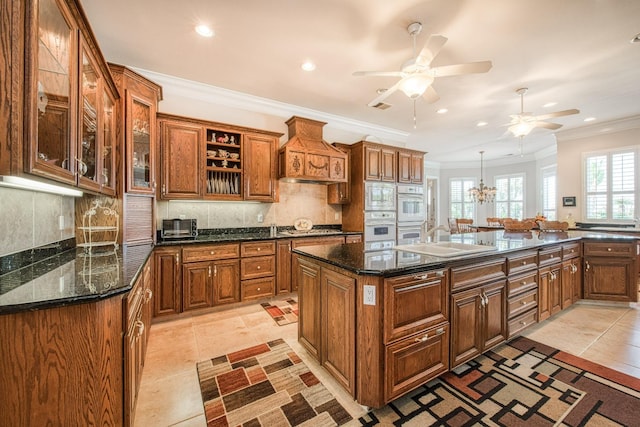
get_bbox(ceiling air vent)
[370,102,392,110]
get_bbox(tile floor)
[134,296,640,426]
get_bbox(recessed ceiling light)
[631,32,640,43]
[543,102,557,108]
[436,108,448,114]
[584,117,596,122]
[301,61,316,71]
[476,121,488,127]
[195,24,214,37]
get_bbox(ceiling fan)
[507,87,580,138]
[353,22,493,108]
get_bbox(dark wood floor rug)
[197,338,352,426]
[260,298,298,326]
[359,336,640,426]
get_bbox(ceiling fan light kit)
[353,21,493,112]
[507,87,580,138]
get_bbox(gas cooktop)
[278,229,342,236]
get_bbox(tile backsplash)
[156,182,341,229]
[0,187,75,257]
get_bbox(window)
[449,178,475,220]
[495,174,524,219]
[584,149,636,221]
[541,166,557,220]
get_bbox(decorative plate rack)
[77,199,119,252]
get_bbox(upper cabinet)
[364,144,396,182]
[108,64,162,196]
[397,149,424,184]
[157,113,282,202]
[19,0,119,193]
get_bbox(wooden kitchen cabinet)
[153,247,182,317]
[213,259,241,304]
[158,117,204,199]
[327,143,351,204]
[288,236,346,292]
[321,268,356,395]
[244,133,279,202]
[240,241,275,300]
[583,241,638,302]
[297,257,322,360]
[276,240,293,294]
[364,144,396,181]
[538,264,562,321]
[8,0,119,194]
[450,279,507,368]
[561,241,582,308]
[182,261,214,310]
[397,149,424,184]
[109,64,162,195]
[506,250,538,338]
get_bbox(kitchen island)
[292,230,639,408]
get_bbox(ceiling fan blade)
[353,70,405,77]
[415,35,448,67]
[366,79,403,107]
[534,108,580,121]
[422,85,440,104]
[534,121,563,130]
[430,60,493,77]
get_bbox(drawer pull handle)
[520,321,527,326]
[522,261,527,265]
[550,254,554,258]
[257,266,261,269]
[136,320,145,336]
[210,251,215,255]
[521,301,527,305]
[257,248,261,251]
[521,281,527,285]
[436,271,445,277]
[413,274,429,280]
[415,334,429,342]
[436,327,444,335]
[607,248,612,252]
[257,287,261,291]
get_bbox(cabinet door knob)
[521,300,527,305]
[522,261,527,265]
[257,266,261,269]
[257,248,261,251]
[607,247,612,252]
[521,281,527,286]
[257,287,261,291]
[520,321,527,326]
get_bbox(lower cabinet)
[561,257,581,308]
[240,241,276,300]
[450,280,507,368]
[153,246,182,317]
[583,241,638,302]
[297,257,322,360]
[538,263,562,321]
[385,324,449,401]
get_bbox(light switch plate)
[363,285,376,305]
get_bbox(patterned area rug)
[196,338,352,426]
[260,298,298,326]
[359,336,640,426]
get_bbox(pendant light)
[468,151,496,204]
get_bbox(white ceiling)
[81,0,640,163]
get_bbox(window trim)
[582,146,638,223]
[540,165,557,220]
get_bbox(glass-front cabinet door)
[31,0,76,183]
[127,95,156,194]
[101,89,116,195]
[78,44,101,192]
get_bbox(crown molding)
[132,67,410,144]
[556,115,640,141]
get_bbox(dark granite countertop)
[292,230,639,277]
[0,244,153,315]
[156,227,360,246]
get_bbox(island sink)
[394,241,498,257]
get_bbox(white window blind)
[584,150,636,221]
[449,178,475,220]
[541,166,557,220]
[495,174,524,219]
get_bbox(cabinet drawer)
[450,258,506,291]
[507,271,538,297]
[182,244,239,262]
[126,277,144,327]
[506,251,538,275]
[508,288,538,318]
[583,242,635,257]
[241,240,275,257]
[241,255,276,279]
[384,270,448,343]
[241,277,275,300]
[562,242,581,259]
[508,309,538,338]
[385,323,449,402]
[538,246,562,266]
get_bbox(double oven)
[397,184,426,245]
[363,182,396,251]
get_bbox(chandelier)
[468,151,496,204]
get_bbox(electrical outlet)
[363,285,376,305]
[334,212,340,220]
[58,215,64,230]
[179,214,186,220]
[257,213,264,223]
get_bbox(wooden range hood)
[278,116,348,183]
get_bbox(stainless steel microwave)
[161,218,197,239]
